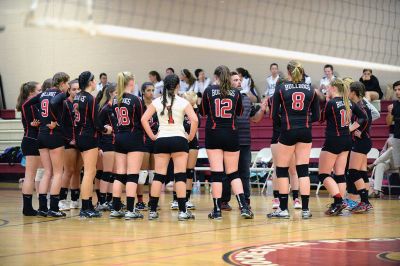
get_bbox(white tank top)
[152,95,189,138]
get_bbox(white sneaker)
[267,208,290,219]
[272,198,280,209]
[293,198,302,209]
[58,200,70,211]
[125,210,144,220]
[170,200,179,210]
[70,200,80,209]
[178,210,195,221]
[186,200,195,210]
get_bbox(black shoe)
[220,202,232,211]
[47,210,67,217]
[208,209,222,220]
[23,208,38,216]
[325,202,347,216]
[135,202,148,211]
[240,208,254,219]
[37,209,48,217]
[80,209,102,218]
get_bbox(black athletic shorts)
[76,135,98,152]
[271,129,280,145]
[37,132,64,150]
[188,136,199,150]
[154,136,189,154]
[115,131,145,154]
[144,136,155,154]
[21,137,39,156]
[279,128,312,146]
[322,135,352,154]
[64,138,78,150]
[352,137,372,155]
[205,128,240,152]
[99,136,115,152]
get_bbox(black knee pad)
[333,174,346,184]
[276,167,289,178]
[186,169,195,179]
[114,174,126,185]
[96,170,103,180]
[296,164,309,178]
[153,173,166,183]
[127,174,139,184]
[211,171,224,183]
[101,171,112,182]
[227,171,240,182]
[348,169,361,183]
[318,173,330,183]
[359,170,369,183]
[174,172,187,183]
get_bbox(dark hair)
[97,82,116,110]
[149,71,161,82]
[166,67,175,74]
[324,64,334,71]
[270,63,278,69]
[350,81,366,98]
[68,79,79,87]
[78,71,94,91]
[215,65,231,98]
[16,81,38,112]
[181,69,196,87]
[141,82,154,92]
[230,71,238,76]
[161,74,179,120]
[42,78,53,92]
[363,68,372,74]
[393,80,400,89]
[52,72,70,88]
[194,68,204,79]
[99,73,107,79]
[236,67,256,90]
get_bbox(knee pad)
[359,170,369,183]
[276,167,289,178]
[153,173,166,183]
[148,170,155,183]
[333,174,346,184]
[211,171,224,183]
[127,174,139,184]
[101,171,112,182]
[318,173,330,183]
[174,172,187,183]
[114,174,126,185]
[138,170,148,185]
[348,169,361,183]
[96,170,103,180]
[186,169,195,179]
[227,171,240,182]
[296,164,309,178]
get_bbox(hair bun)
[79,71,93,90]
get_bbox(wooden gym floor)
[0,185,399,266]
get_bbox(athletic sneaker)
[272,198,280,209]
[186,200,196,210]
[240,208,254,219]
[23,208,38,216]
[110,209,125,218]
[267,208,290,219]
[301,209,312,219]
[351,202,369,213]
[96,202,110,212]
[135,202,148,211]
[148,211,159,220]
[208,210,222,220]
[221,202,232,211]
[365,203,373,211]
[47,210,67,217]
[37,209,48,217]
[125,210,144,220]
[80,209,102,218]
[344,198,358,210]
[178,210,195,221]
[368,191,381,199]
[70,201,80,209]
[325,202,347,216]
[120,202,126,210]
[170,200,179,210]
[58,200,70,211]
[293,198,302,209]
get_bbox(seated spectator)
[193,68,211,97]
[386,80,400,171]
[179,69,196,94]
[165,67,175,76]
[236,67,260,103]
[317,64,336,101]
[359,69,383,101]
[96,73,109,92]
[149,70,163,97]
[264,63,280,98]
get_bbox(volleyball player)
[319,79,367,216]
[267,61,320,219]
[200,65,253,220]
[141,74,198,221]
[110,72,145,220]
[17,81,41,216]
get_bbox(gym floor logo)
[223,238,400,265]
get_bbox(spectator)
[264,63,280,98]
[165,67,175,76]
[236,67,260,103]
[149,70,164,97]
[386,80,400,170]
[193,68,211,96]
[96,73,109,92]
[317,64,336,101]
[179,69,196,94]
[359,69,383,101]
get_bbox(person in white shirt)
[179,69,196,94]
[141,74,198,221]
[317,64,336,100]
[264,63,280,98]
[193,68,211,96]
[236,67,259,103]
[96,73,109,92]
[149,70,164,98]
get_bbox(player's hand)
[388,104,393,113]
[69,139,76,146]
[104,125,112,135]
[30,119,40,127]
[151,133,158,141]
[354,130,362,138]
[46,121,58,129]
[99,149,103,157]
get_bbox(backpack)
[0,146,23,166]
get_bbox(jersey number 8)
[115,107,130,126]
[292,92,305,111]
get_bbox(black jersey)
[61,98,75,142]
[272,80,320,130]
[74,90,101,137]
[20,96,40,139]
[321,97,367,137]
[98,102,118,143]
[200,85,243,130]
[268,96,281,134]
[352,99,372,139]
[144,103,159,135]
[391,100,400,139]
[37,88,63,135]
[184,107,200,134]
[112,93,144,133]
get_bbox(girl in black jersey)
[58,79,83,211]
[348,81,373,213]
[201,65,253,220]
[268,61,320,219]
[110,72,145,220]
[16,81,41,216]
[95,83,118,211]
[319,79,367,216]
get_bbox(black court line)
[0,214,80,229]
[0,219,9,227]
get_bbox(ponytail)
[214,65,231,98]
[16,81,38,112]
[161,74,179,119]
[116,71,134,106]
[332,78,352,126]
[287,60,304,83]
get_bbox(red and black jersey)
[200,85,243,130]
[352,99,372,139]
[98,102,118,143]
[272,81,320,130]
[20,96,40,139]
[61,98,75,142]
[321,97,367,137]
[38,88,63,135]
[74,90,101,137]
[184,107,200,134]
[267,96,281,135]
[112,93,144,133]
[145,104,159,135]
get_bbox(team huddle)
[16,60,380,221]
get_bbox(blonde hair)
[116,71,134,106]
[287,60,304,83]
[331,78,351,126]
[183,91,198,106]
